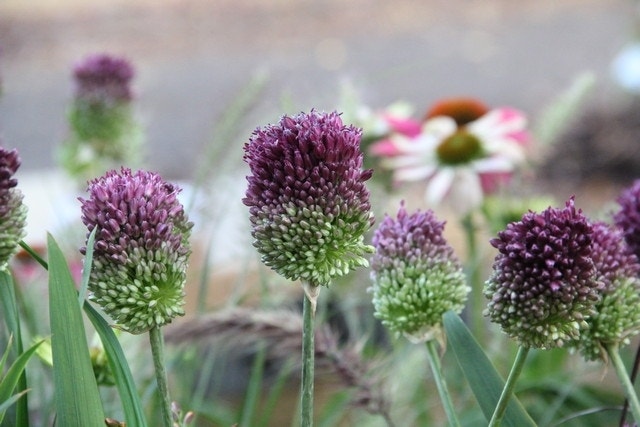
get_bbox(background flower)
[243,110,374,287]
[369,202,468,343]
[484,198,600,349]
[79,168,193,334]
[370,98,529,213]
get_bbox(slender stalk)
[461,214,485,344]
[425,339,461,427]
[619,342,640,427]
[489,345,530,427]
[149,326,173,427]
[301,283,318,427]
[607,343,640,425]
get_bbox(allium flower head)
[370,97,529,214]
[80,168,193,334]
[369,202,469,343]
[0,147,27,269]
[243,110,374,287]
[614,179,640,259]
[73,53,134,105]
[484,198,600,349]
[573,221,640,362]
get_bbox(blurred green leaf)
[47,233,104,427]
[443,311,537,427]
[0,338,43,423]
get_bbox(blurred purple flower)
[614,179,640,259]
[73,53,134,105]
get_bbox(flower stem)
[607,343,640,425]
[489,345,530,427]
[461,214,485,344]
[425,339,461,427]
[149,326,173,427]
[301,283,319,427]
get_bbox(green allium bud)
[80,168,193,334]
[369,202,469,343]
[243,110,374,287]
[573,221,640,362]
[0,147,27,269]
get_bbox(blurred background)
[0,0,636,179]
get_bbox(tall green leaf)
[84,302,148,427]
[443,311,537,427]
[47,233,104,427]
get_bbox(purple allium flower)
[0,147,27,269]
[573,221,640,361]
[243,110,374,286]
[61,53,143,185]
[614,180,640,259]
[484,198,600,349]
[73,53,134,104]
[369,202,468,342]
[80,168,193,334]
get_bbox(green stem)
[425,339,461,427]
[149,326,173,427]
[301,284,318,427]
[607,343,640,424]
[489,345,530,427]
[461,214,485,344]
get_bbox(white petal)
[425,169,455,205]
[395,164,437,182]
[473,156,516,173]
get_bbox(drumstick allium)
[79,168,193,334]
[484,198,601,349]
[243,110,375,287]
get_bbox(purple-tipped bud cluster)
[0,147,27,269]
[243,110,374,286]
[484,198,601,349]
[369,202,468,342]
[573,222,640,361]
[80,168,193,334]
[62,53,142,185]
[615,180,640,260]
[73,53,134,105]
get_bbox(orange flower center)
[436,130,483,165]
[425,97,489,126]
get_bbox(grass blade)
[47,233,104,427]
[239,344,266,427]
[443,311,537,427]
[78,228,96,307]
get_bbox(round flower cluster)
[80,168,193,334]
[484,198,601,349]
[369,202,468,343]
[243,110,374,287]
